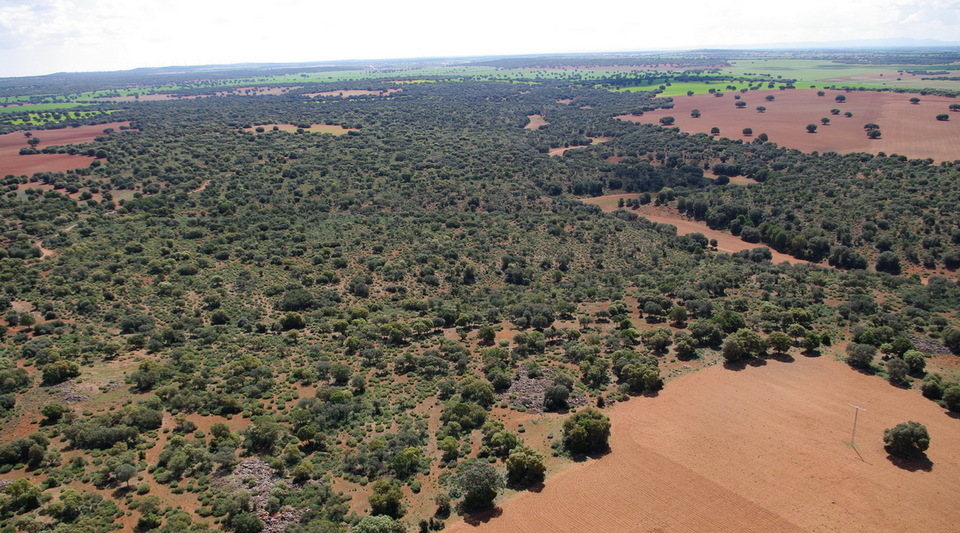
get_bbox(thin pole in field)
[848,403,866,446]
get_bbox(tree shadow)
[801,349,821,358]
[886,452,933,472]
[945,410,960,420]
[722,359,749,371]
[507,480,545,493]
[766,351,795,364]
[462,506,503,526]
[748,358,767,368]
[888,379,911,390]
[569,448,611,463]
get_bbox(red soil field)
[95,94,205,102]
[303,88,402,98]
[0,122,131,176]
[620,89,960,162]
[242,123,357,136]
[524,114,549,130]
[447,353,960,533]
[549,137,612,157]
[581,194,812,266]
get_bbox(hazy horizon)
[2,0,959,78]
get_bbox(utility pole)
[848,403,866,446]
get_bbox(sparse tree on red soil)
[909,97,921,104]
[806,124,818,133]
[936,114,949,121]
[835,94,846,103]
[756,106,766,113]
[742,127,753,136]
[821,117,830,125]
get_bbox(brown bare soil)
[447,353,960,533]
[242,124,358,136]
[94,94,205,102]
[524,114,549,130]
[580,194,812,266]
[619,90,960,162]
[548,137,612,157]
[303,88,401,98]
[0,122,131,176]
[215,86,301,96]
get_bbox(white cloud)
[0,0,958,77]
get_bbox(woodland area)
[1,53,959,533]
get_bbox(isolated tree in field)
[452,460,503,510]
[830,108,840,115]
[909,97,920,104]
[846,342,876,369]
[687,90,694,96]
[735,101,746,109]
[943,328,960,354]
[722,329,767,361]
[505,446,546,486]
[936,114,949,121]
[875,251,901,274]
[543,384,569,411]
[883,421,929,457]
[806,123,818,133]
[742,127,753,136]
[866,129,882,139]
[943,386,960,412]
[369,479,404,518]
[41,403,69,423]
[27,137,40,148]
[885,357,909,384]
[950,103,960,112]
[765,94,775,101]
[817,90,825,96]
[562,408,611,454]
[757,133,769,142]
[659,116,675,126]
[767,331,792,353]
[756,105,766,113]
[690,109,701,118]
[710,127,720,135]
[903,350,926,374]
[835,94,846,103]
[844,111,853,117]
[821,117,830,125]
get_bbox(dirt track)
[447,354,960,533]
[581,194,812,266]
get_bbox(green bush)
[883,421,930,457]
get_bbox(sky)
[1,0,958,77]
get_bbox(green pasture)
[725,59,960,91]
[2,109,116,126]
[0,102,91,114]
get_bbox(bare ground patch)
[447,352,960,533]
[619,89,960,162]
[580,194,814,266]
